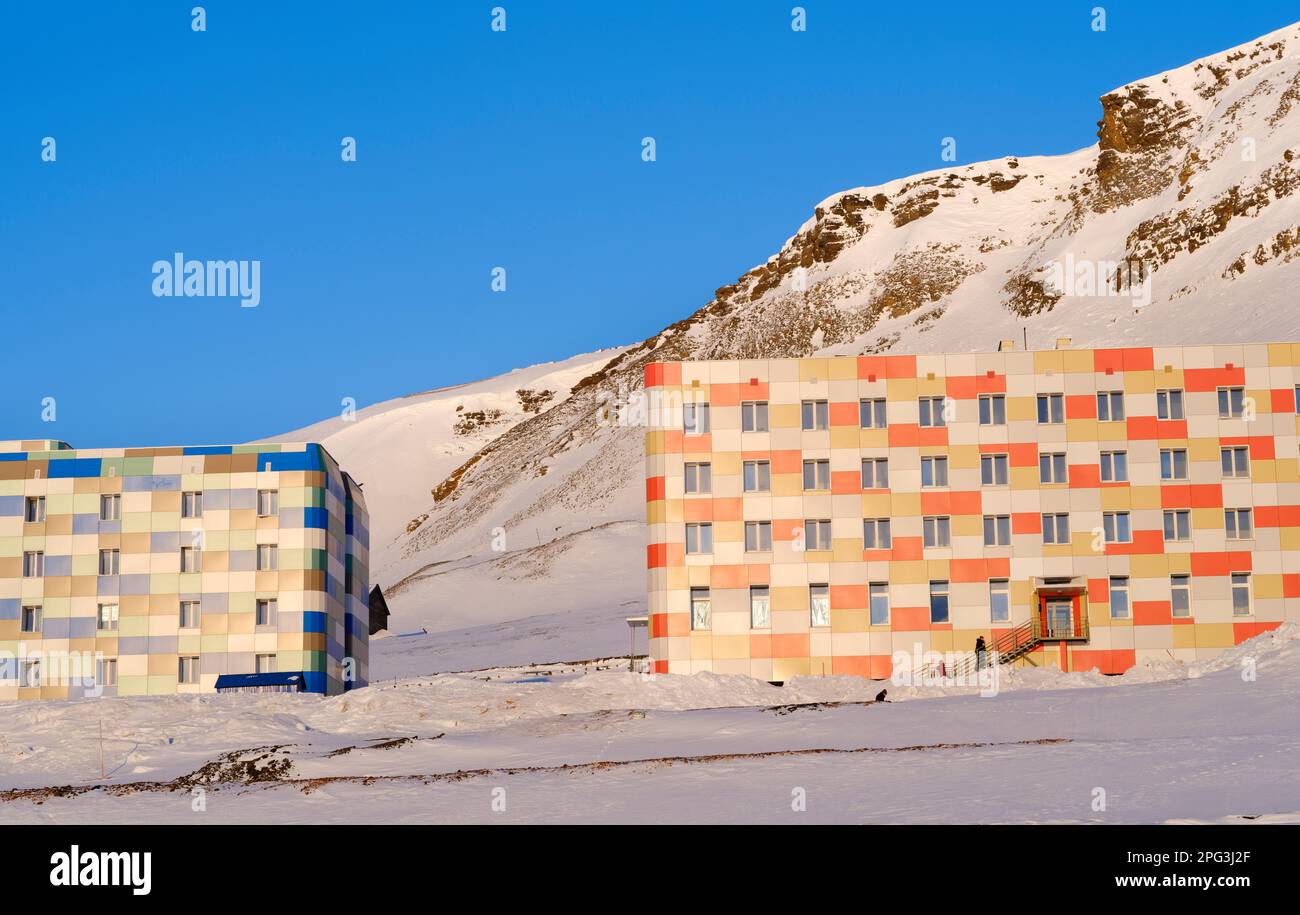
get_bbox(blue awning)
[215,672,306,691]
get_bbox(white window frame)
[803,520,832,551]
[1042,513,1070,545]
[1156,388,1184,420]
[1225,508,1252,540]
[1163,509,1191,542]
[24,496,45,523]
[918,396,947,428]
[744,521,772,552]
[983,514,1011,546]
[801,400,829,431]
[861,457,889,489]
[98,548,120,576]
[1109,576,1130,619]
[1097,391,1125,422]
[180,545,202,573]
[749,586,770,629]
[1037,393,1064,424]
[178,656,201,685]
[684,462,712,494]
[1100,450,1128,483]
[1039,452,1068,484]
[740,400,769,433]
[97,602,119,632]
[978,394,1006,426]
[181,490,203,519]
[989,578,1010,623]
[256,653,278,674]
[809,584,830,627]
[859,398,886,429]
[1220,446,1249,479]
[742,460,770,493]
[980,453,1008,486]
[863,518,891,550]
[256,598,279,627]
[683,402,711,435]
[920,455,948,487]
[690,587,711,630]
[1217,387,1245,419]
[929,580,950,624]
[257,489,279,517]
[1103,511,1132,544]
[1160,448,1188,481]
[179,600,202,629]
[256,543,279,571]
[22,551,44,578]
[1170,574,1191,619]
[802,459,830,491]
[100,493,121,521]
[923,515,951,548]
[1231,572,1251,616]
[869,582,890,625]
[21,604,42,634]
[685,522,713,554]
[97,657,118,687]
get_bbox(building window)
[859,398,886,429]
[1217,387,1246,419]
[256,653,278,674]
[740,400,768,433]
[1042,513,1070,545]
[98,548,120,576]
[1156,388,1184,420]
[1160,448,1188,481]
[930,580,950,624]
[744,521,772,552]
[1039,453,1068,484]
[861,457,889,489]
[1037,393,1064,424]
[980,453,1008,486]
[257,489,279,517]
[978,394,1006,425]
[97,603,119,631]
[923,515,951,548]
[685,522,713,554]
[1163,509,1191,542]
[749,586,770,629]
[742,460,770,492]
[22,551,44,578]
[1170,574,1191,618]
[983,515,1011,546]
[690,587,711,630]
[179,600,201,629]
[1231,572,1251,616]
[1109,576,1130,619]
[178,656,200,685]
[1225,508,1252,540]
[1097,391,1125,421]
[1100,450,1128,483]
[1103,511,1132,544]
[684,462,712,494]
[802,459,830,491]
[256,544,278,571]
[100,493,121,521]
[801,400,829,431]
[683,402,711,434]
[97,657,118,687]
[920,456,948,487]
[24,496,45,523]
[180,546,201,573]
[181,491,203,519]
[918,396,947,428]
[990,579,1010,623]
[869,582,890,625]
[256,598,279,626]
[21,605,42,633]
[1220,446,1249,478]
[809,584,830,627]
[19,659,40,688]
[863,518,891,549]
[803,520,832,551]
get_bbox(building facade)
[0,439,369,699]
[645,343,1300,681]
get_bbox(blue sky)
[1,1,1294,447]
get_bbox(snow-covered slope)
[280,22,1300,669]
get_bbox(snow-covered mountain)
[282,22,1300,664]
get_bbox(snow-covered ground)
[3,624,1297,824]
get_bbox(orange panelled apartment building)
[644,341,1300,682]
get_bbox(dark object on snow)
[875,689,888,702]
[369,585,391,636]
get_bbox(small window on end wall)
[749,586,770,629]
[178,656,200,685]
[256,598,278,626]
[100,494,121,521]
[929,581,949,624]
[1109,576,1130,619]
[741,400,768,433]
[869,582,890,625]
[256,654,278,674]
[809,584,830,627]
[24,496,45,523]
[1231,573,1251,616]
[989,579,1010,623]
[256,544,278,571]
[179,600,201,629]
[257,489,278,517]
[690,587,711,630]
[1170,574,1191,618]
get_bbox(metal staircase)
[918,612,1089,681]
